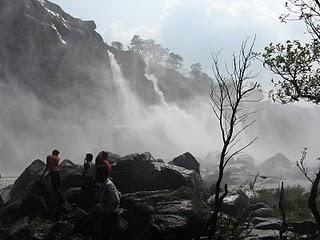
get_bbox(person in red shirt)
[95,151,112,203]
[44,149,64,203]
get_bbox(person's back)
[84,161,95,178]
[45,149,64,203]
[100,178,120,215]
[46,154,60,173]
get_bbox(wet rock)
[121,187,208,240]
[169,152,200,173]
[9,217,31,240]
[251,208,275,218]
[254,219,281,230]
[250,202,272,212]
[111,152,209,199]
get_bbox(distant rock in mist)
[259,153,293,176]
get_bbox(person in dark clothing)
[79,153,96,211]
[43,149,64,203]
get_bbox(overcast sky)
[51,0,307,77]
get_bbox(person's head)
[85,153,93,162]
[102,151,109,160]
[52,149,60,156]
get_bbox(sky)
[51,0,308,76]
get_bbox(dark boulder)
[9,159,45,200]
[9,217,31,240]
[0,159,83,224]
[63,187,81,205]
[251,208,275,218]
[120,187,209,240]
[59,160,82,191]
[288,220,318,235]
[111,152,209,199]
[169,152,200,173]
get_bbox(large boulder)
[111,152,209,199]
[9,159,45,200]
[120,187,209,240]
[59,160,83,191]
[169,152,200,173]
[0,159,83,224]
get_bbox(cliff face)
[0,0,113,108]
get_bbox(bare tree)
[279,181,287,239]
[196,38,261,240]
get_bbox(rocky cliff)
[0,0,113,108]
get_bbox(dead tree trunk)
[308,169,320,229]
[279,182,286,239]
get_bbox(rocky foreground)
[0,152,318,240]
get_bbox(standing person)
[95,151,112,202]
[44,149,64,203]
[97,164,120,240]
[79,153,95,211]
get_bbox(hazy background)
[1,0,320,176]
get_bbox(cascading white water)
[108,54,220,160]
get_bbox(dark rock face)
[120,187,208,240]
[107,45,160,105]
[0,0,113,108]
[111,152,209,199]
[169,152,200,173]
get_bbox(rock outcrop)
[169,152,200,173]
[121,187,208,240]
[111,152,209,199]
